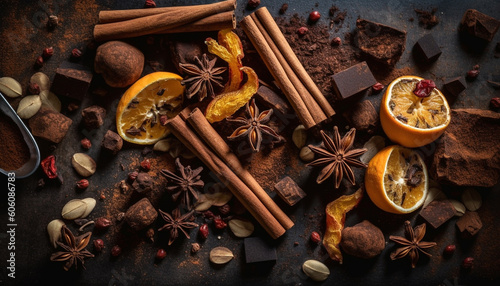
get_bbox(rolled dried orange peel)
[205,29,259,123]
[323,188,363,263]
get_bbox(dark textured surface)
[1,1,500,286]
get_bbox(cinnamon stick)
[187,108,294,230]
[157,12,235,34]
[255,7,335,117]
[93,0,236,42]
[98,0,236,23]
[240,16,316,129]
[250,13,327,125]
[165,115,286,239]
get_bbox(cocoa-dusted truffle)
[343,100,379,133]
[94,41,144,88]
[124,198,157,231]
[29,107,72,143]
[81,105,106,130]
[101,130,123,154]
[340,220,385,259]
[132,172,153,194]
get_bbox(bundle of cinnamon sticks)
[94,0,236,42]
[165,108,293,239]
[241,7,335,129]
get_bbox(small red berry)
[76,179,89,189]
[467,69,479,79]
[94,217,112,230]
[81,138,91,149]
[331,37,342,46]
[372,82,385,92]
[42,47,54,58]
[462,257,474,270]
[199,223,209,239]
[128,171,138,182]
[490,97,500,108]
[203,210,215,219]
[111,245,122,257]
[443,245,456,256]
[156,248,167,260]
[247,0,260,9]
[35,56,44,67]
[297,27,309,35]
[214,217,227,230]
[71,48,82,59]
[219,204,231,216]
[93,239,104,252]
[309,11,321,22]
[29,82,40,95]
[140,159,151,171]
[144,0,156,8]
[310,231,321,243]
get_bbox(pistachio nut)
[461,188,482,211]
[194,194,213,211]
[153,138,172,152]
[302,259,330,282]
[80,198,97,218]
[0,77,22,98]
[47,219,65,248]
[71,153,97,177]
[292,125,307,148]
[228,219,254,238]
[209,247,234,264]
[17,95,42,119]
[30,72,51,91]
[449,199,466,216]
[40,90,61,112]
[61,199,87,220]
[299,146,314,162]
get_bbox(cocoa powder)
[0,113,30,170]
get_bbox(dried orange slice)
[365,145,428,214]
[380,75,451,147]
[116,72,184,145]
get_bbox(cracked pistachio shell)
[292,125,307,148]
[40,90,61,112]
[47,219,65,248]
[17,95,42,119]
[30,72,51,91]
[0,77,22,98]
[302,260,330,282]
[228,219,254,238]
[61,199,87,220]
[461,188,482,211]
[194,194,213,211]
[449,199,466,216]
[71,153,97,177]
[209,247,234,264]
[80,198,96,218]
[153,138,172,152]
[299,146,314,162]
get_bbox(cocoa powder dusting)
[0,113,30,171]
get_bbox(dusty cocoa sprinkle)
[414,8,439,29]
[0,113,30,171]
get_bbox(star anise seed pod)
[158,208,198,245]
[306,126,367,188]
[389,220,437,268]
[227,99,284,152]
[179,53,226,101]
[161,158,204,209]
[50,225,94,271]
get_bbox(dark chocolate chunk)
[331,61,376,100]
[459,9,500,42]
[169,36,204,75]
[132,172,153,194]
[51,61,92,101]
[28,107,72,143]
[456,211,482,238]
[343,100,379,133]
[255,85,291,116]
[101,130,123,154]
[354,19,407,67]
[419,200,455,229]
[274,176,306,206]
[413,34,442,62]
[124,198,158,231]
[81,105,106,130]
[244,237,277,263]
[443,77,467,97]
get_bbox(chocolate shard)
[255,85,291,116]
[274,176,306,206]
[331,61,376,100]
[51,61,93,101]
[354,19,407,67]
[81,105,106,130]
[456,211,483,238]
[459,9,500,42]
[343,100,379,133]
[28,107,72,143]
[413,34,442,62]
[124,198,158,231]
[419,200,456,229]
[244,237,277,263]
[432,109,500,187]
[443,77,467,97]
[101,130,123,154]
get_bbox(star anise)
[307,126,367,188]
[179,53,226,101]
[158,208,198,245]
[390,220,437,268]
[227,99,284,152]
[50,225,94,271]
[160,158,204,209]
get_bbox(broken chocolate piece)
[244,237,277,263]
[432,109,500,187]
[413,34,442,62]
[274,176,306,206]
[331,61,376,100]
[81,105,106,130]
[124,198,158,231]
[354,19,407,67]
[28,107,72,143]
[254,85,291,116]
[419,200,456,229]
[101,130,123,154]
[459,9,500,42]
[343,100,379,133]
[443,77,467,97]
[132,172,153,194]
[456,211,482,238]
[51,61,92,101]
[169,36,204,75]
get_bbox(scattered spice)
[41,155,58,179]
[47,15,58,29]
[389,221,437,268]
[443,245,456,256]
[279,3,288,14]
[0,113,30,171]
[76,179,89,190]
[29,82,40,95]
[490,97,500,109]
[297,26,309,35]
[199,223,209,239]
[42,47,54,59]
[155,249,167,260]
[218,204,231,216]
[144,0,156,8]
[71,48,83,59]
[81,138,91,149]
[462,257,474,270]
[227,99,284,153]
[140,159,151,171]
[35,56,44,68]
[372,82,385,92]
[413,79,436,97]
[94,217,112,230]
[93,239,104,252]
[247,0,260,9]
[307,126,367,188]
[466,69,479,79]
[310,231,321,243]
[191,243,201,253]
[111,245,122,257]
[179,54,226,101]
[161,158,204,209]
[128,171,138,182]
[158,208,198,245]
[50,225,94,271]
[214,217,228,230]
[309,11,321,22]
[414,8,439,29]
[331,37,341,46]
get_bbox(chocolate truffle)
[340,220,385,259]
[124,198,158,231]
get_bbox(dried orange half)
[365,145,428,214]
[116,72,184,145]
[380,75,451,147]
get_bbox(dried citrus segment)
[218,29,244,65]
[323,188,363,263]
[365,145,428,214]
[380,75,451,147]
[205,67,259,123]
[116,72,184,145]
